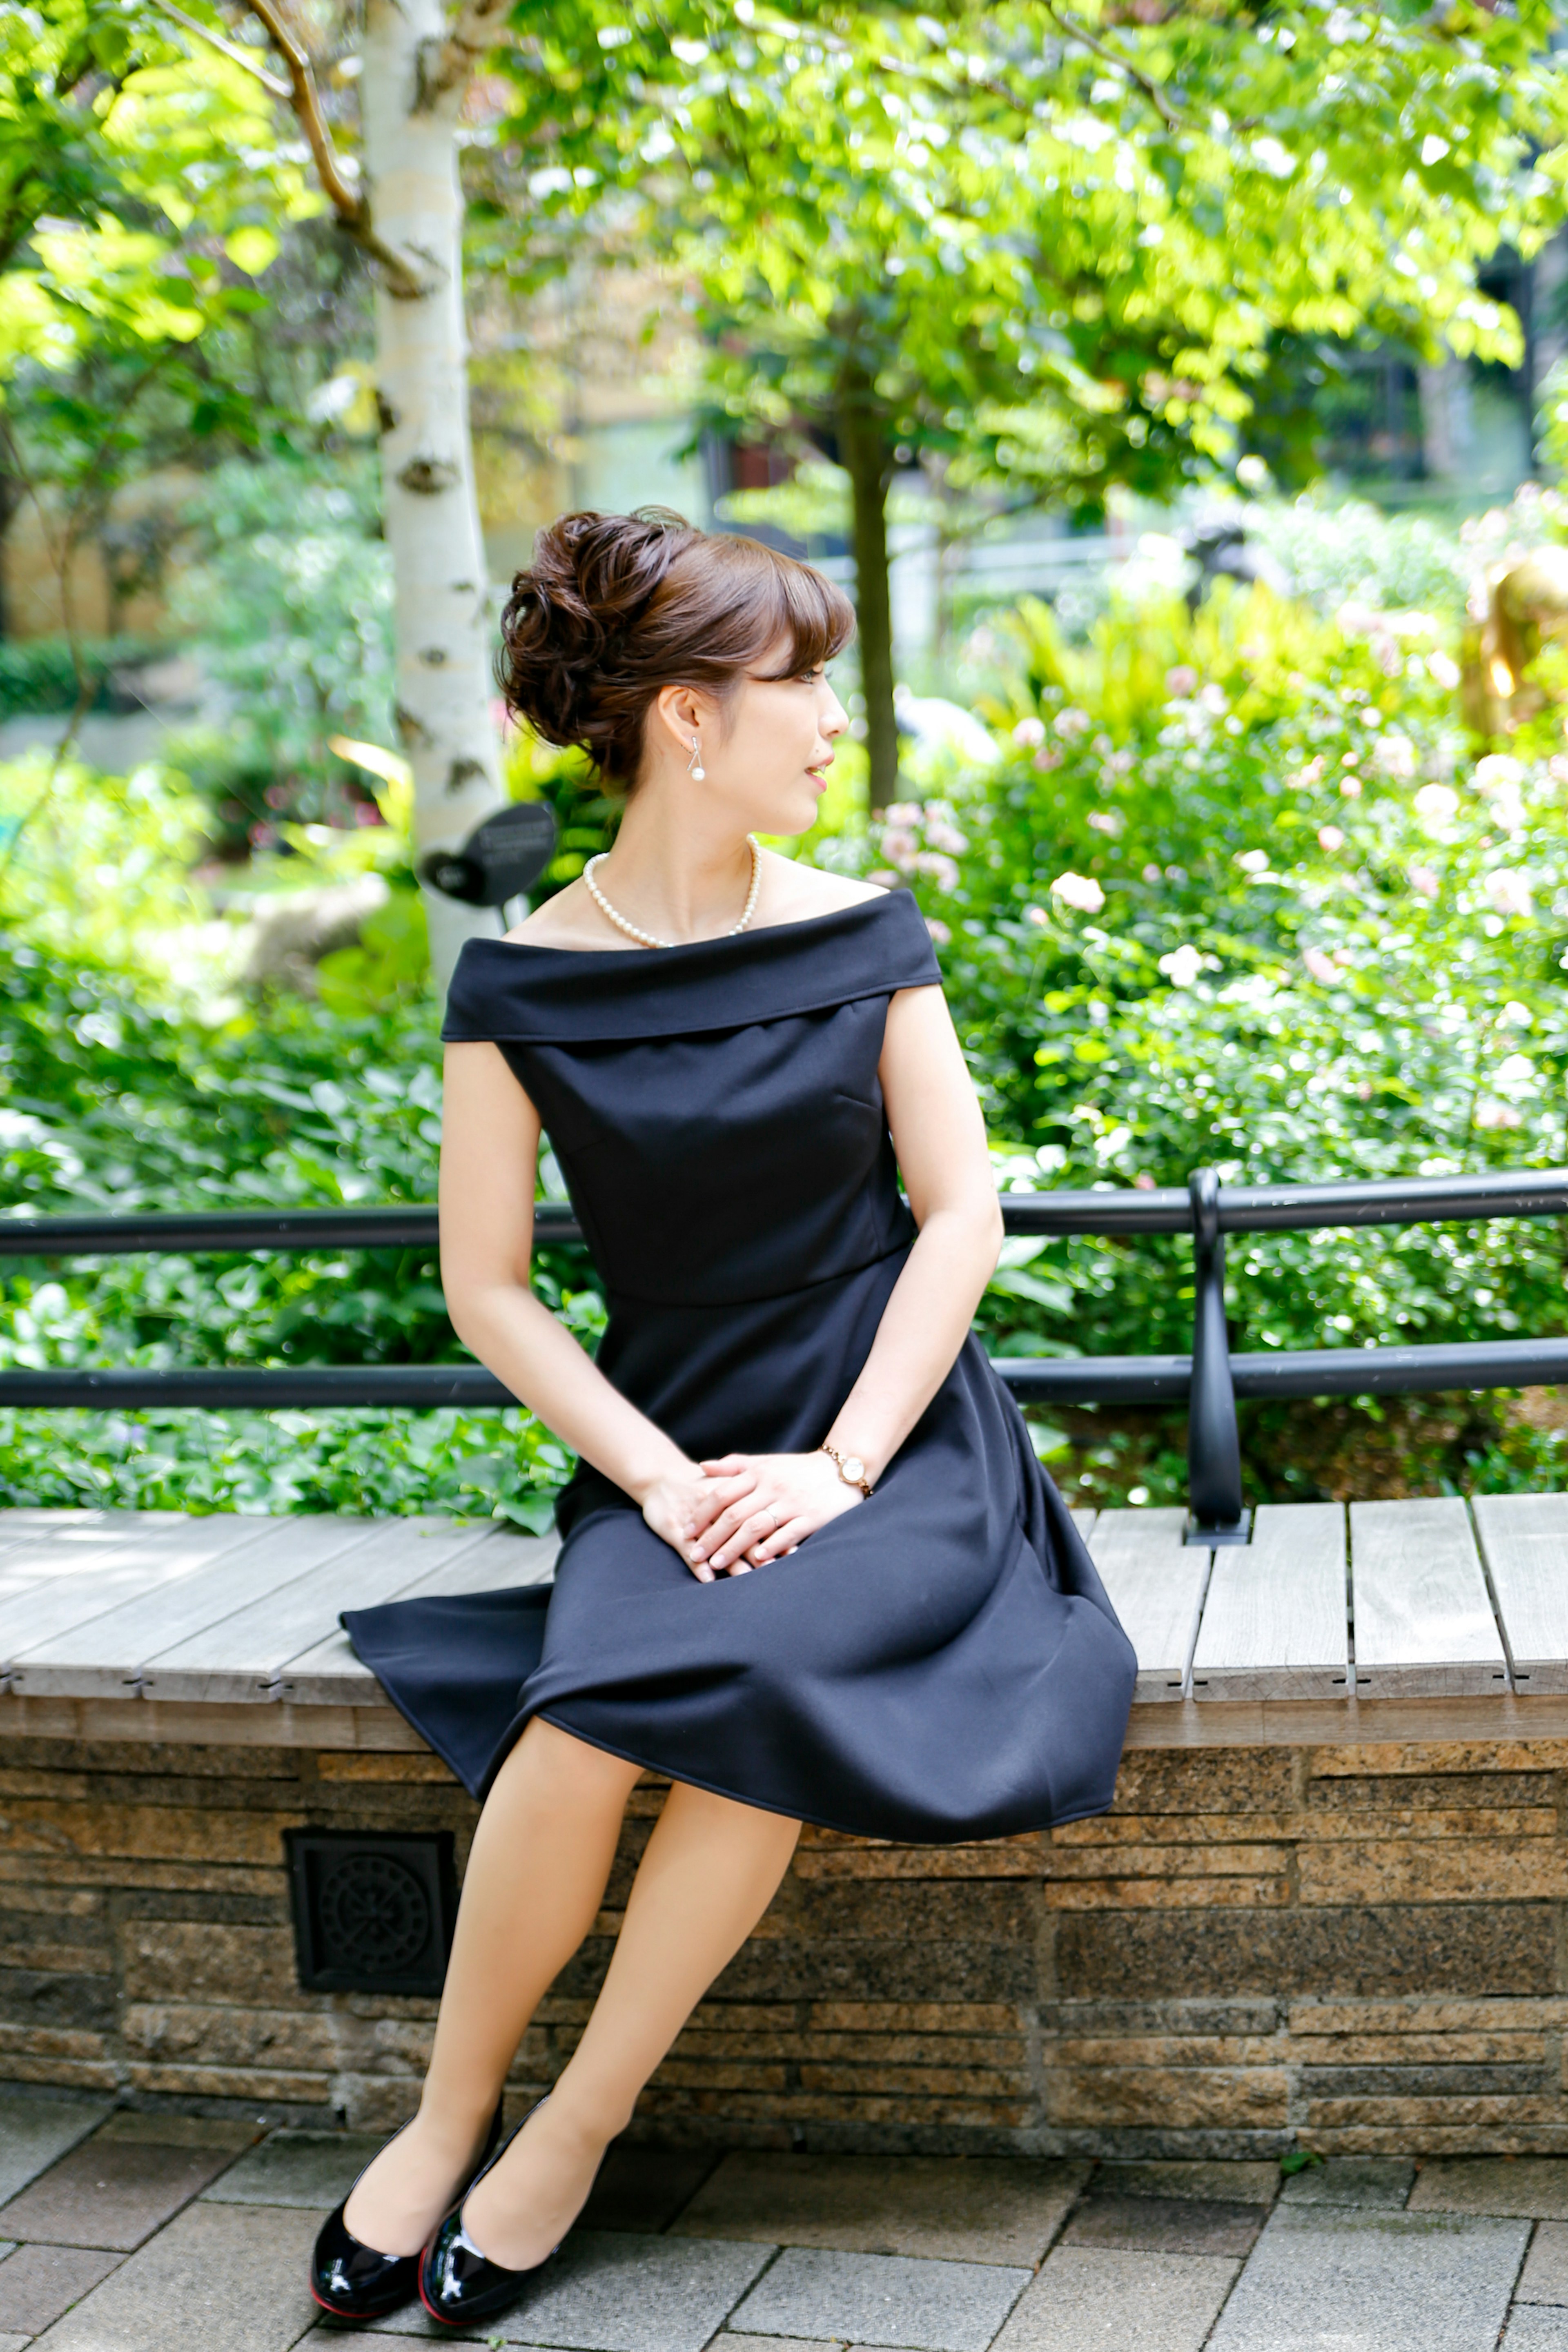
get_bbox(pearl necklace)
[583,836,762,949]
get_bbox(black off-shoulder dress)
[343,891,1135,1842]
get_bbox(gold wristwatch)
[820,1443,873,1500]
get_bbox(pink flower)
[914,851,961,893]
[1339,775,1362,800]
[1049,871,1105,913]
[880,828,918,871]
[1302,947,1337,984]
[1032,747,1062,771]
[1165,665,1198,698]
[1475,1100,1523,1130]
[1012,717,1047,749]
[1318,825,1345,852]
[1408,865,1441,901]
[925,918,951,946]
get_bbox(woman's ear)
[653,682,706,755]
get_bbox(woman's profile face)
[697,643,850,836]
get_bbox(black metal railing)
[3,1168,1568,1544]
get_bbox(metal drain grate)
[285,1829,458,1995]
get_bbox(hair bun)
[497,508,696,768]
[495,504,854,789]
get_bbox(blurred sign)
[419,801,557,906]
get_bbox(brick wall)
[2,1732,1567,2156]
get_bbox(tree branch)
[1040,3,1183,131]
[141,0,290,97]
[235,0,434,298]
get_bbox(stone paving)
[4,2089,1568,2349]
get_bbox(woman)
[310,508,1136,2332]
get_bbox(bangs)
[715,537,857,677]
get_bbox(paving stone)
[1206,2207,1530,2352]
[715,2338,843,2352]
[0,2244,122,2334]
[28,2201,320,2351]
[1094,2162,1280,2208]
[729,2247,1029,2352]
[1279,2160,1415,2210]
[1410,2161,1568,2220]
[95,2113,256,2153]
[581,2144,721,2233]
[1508,2314,1568,2350]
[1517,2222,1568,2305]
[0,2129,241,2250]
[202,2131,383,2209]
[1061,2195,1264,2259]
[989,2248,1239,2352]
[372,2231,775,2351]
[0,2335,27,2351]
[0,2097,111,2207]
[672,2153,1089,2264]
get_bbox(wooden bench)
[4,1496,1568,2161]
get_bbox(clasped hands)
[641,1450,864,1581]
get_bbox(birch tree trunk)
[359,0,505,986]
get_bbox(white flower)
[925,918,951,947]
[924,818,969,856]
[914,851,961,893]
[1012,717,1047,748]
[1236,849,1271,873]
[1054,708,1091,739]
[1475,1100,1523,1129]
[1049,871,1105,913]
[1302,947,1337,984]
[1087,810,1122,835]
[1158,944,1205,988]
[880,827,918,871]
[1318,825,1345,852]
[1487,869,1534,919]
[1373,731,1417,779]
[1024,904,1050,927]
[1499,1000,1533,1029]
[1340,775,1363,799]
[1474,754,1524,793]
[1495,1053,1536,1091]
[1408,864,1441,901]
[884,801,923,826]
[1428,650,1461,688]
[1414,783,1459,823]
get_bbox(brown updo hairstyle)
[496,508,855,788]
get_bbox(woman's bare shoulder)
[760,857,888,922]
[501,879,626,951]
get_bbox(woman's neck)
[599,796,759,943]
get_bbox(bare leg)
[343,1717,641,2256]
[463,1779,800,2269]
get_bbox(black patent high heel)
[309,2098,504,2323]
[419,2096,566,2330]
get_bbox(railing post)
[1185,1166,1250,1546]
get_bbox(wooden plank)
[1189,1503,1349,1702]
[142,1515,503,1704]
[1350,1497,1508,1697]
[1472,1494,1568,1694]
[1087,1508,1209,1702]
[0,1517,275,1689]
[278,1528,557,1705]
[10,1515,376,1700]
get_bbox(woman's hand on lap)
[693,1451,862,1574]
[640,1462,757,1581]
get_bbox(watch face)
[842,1457,866,1484]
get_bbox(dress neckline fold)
[441,887,941,1047]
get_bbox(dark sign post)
[419,800,557,909]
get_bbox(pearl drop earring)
[686,735,706,781]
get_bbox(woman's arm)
[693,983,1003,1573]
[439,1042,751,1579]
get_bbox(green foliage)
[0,634,167,719]
[853,565,1568,1379]
[170,457,395,824]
